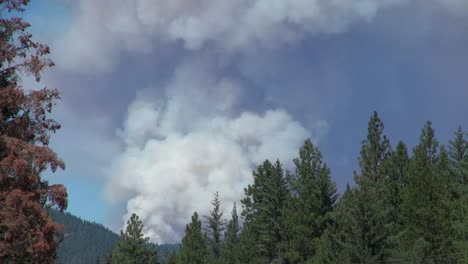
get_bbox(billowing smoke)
[51,0,468,244]
[54,0,468,73]
[105,58,327,243]
[55,0,415,72]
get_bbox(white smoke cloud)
[106,58,326,243]
[54,0,468,73]
[54,0,417,72]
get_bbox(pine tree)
[111,213,158,264]
[356,111,392,185]
[307,229,335,264]
[221,203,240,264]
[337,112,392,262]
[400,121,458,260]
[179,212,208,264]
[384,141,409,216]
[448,126,467,184]
[462,155,468,262]
[463,135,468,185]
[382,141,409,258]
[104,250,114,264]
[203,192,227,261]
[448,126,468,258]
[235,223,264,264]
[241,159,289,262]
[164,251,178,264]
[328,184,361,263]
[281,139,337,263]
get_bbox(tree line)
[104,112,467,264]
[50,209,120,264]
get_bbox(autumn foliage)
[0,0,67,262]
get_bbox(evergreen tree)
[382,141,409,258]
[221,203,240,264]
[164,251,178,264]
[332,112,393,263]
[235,223,263,264]
[384,141,409,217]
[104,250,114,264]
[330,184,367,263]
[203,192,227,261]
[110,213,158,264]
[281,139,337,263]
[179,212,208,264]
[400,121,458,260]
[448,126,468,258]
[356,111,392,185]
[241,159,289,262]
[50,209,121,264]
[448,126,467,184]
[307,229,335,264]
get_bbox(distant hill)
[50,210,179,263]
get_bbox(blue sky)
[22,0,468,243]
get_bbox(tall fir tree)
[400,121,458,260]
[221,203,240,264]
[203,192,227,262]
[281,139,337,263]
[334,112,393,263]
[356,111,392,185]
[241,159,289,263]
[108,213,158,264]
[179,212,208,264]
[448,126,468,258]
[382,141,409,258]
[235,222,263,264]
[448,126,467,185]
[329,185,362,263]
[384,141,409,218]
[164,251,178,264]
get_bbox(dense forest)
[50,210,178,263]
[102,113,467,264]
[50,210,119,263]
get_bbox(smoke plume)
[55,0,417,72]
[105,58,327,243]
[49,0,468,243]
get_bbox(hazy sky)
[23,0,468,243]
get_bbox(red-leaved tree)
[0,1,67,263]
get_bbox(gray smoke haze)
[47,0,468,243]
[55,0,415,72]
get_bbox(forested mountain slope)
[50,210,179,263]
